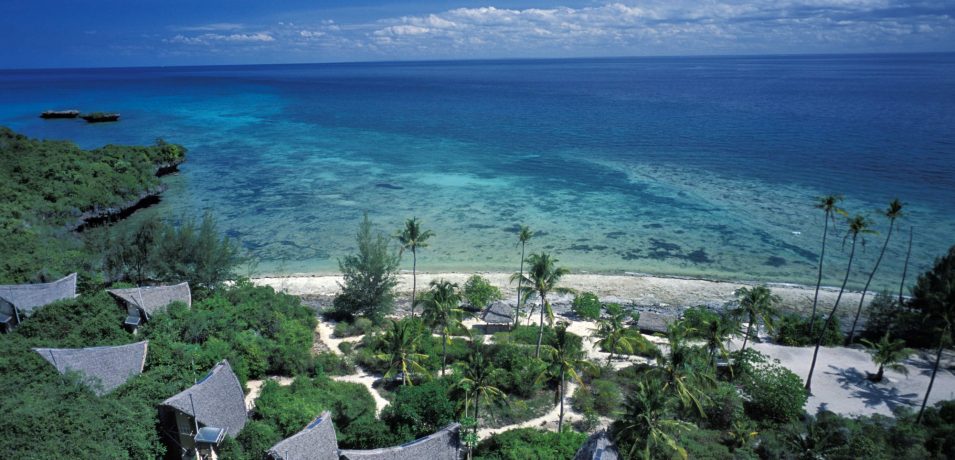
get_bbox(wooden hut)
[108,282,191,332]
[0,273,77,332]
[479,301,514,334]
[266,412,339,460]
[33,341,148,395]
[160,360,247,459]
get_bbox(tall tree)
[542,321,594,433]
[419,279,469,377]
[592,303,645,366]
[335,213,400,320]
[859,333,911,382]
[732,285,780,352]
[396,217,435,318]
[805,214,874,392]
[847,199,903,345]
[899,226,914,305]
[612,381,693,460]
[514,225,534,327]
[809,195,846,335]
[510,252,573,358]
[910,245,955,423]
[702,313,738,371]
[454,349,505,434]
[651,321,714,417]
[376,319,429,386]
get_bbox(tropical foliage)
[334,213,401,320]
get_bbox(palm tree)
[899,226,914,305]
[420,279,469,376]
[592,303,645,366]
[454,349,506,434]
[859,332,912,382]
[375,319,429,386]
[510,252,572,358]
[612,381,693,460]
[541,321,595,432]
[514,225,534,327]
[805,214,875,392]
[732,285,780,352]
[911,245,955,422]
[809,195,846,335]
[396,217,435,318]
[847,199,903,345]
[918,315,952,423]
[702,313,738,371]
[651,320,714,416]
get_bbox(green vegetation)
[0,127,186,284]
[808,194,845,335]
[732,285,780,351]
[847,199,904,345]
[514,225,534,327]
[333,213,400,321]
[420,279,471,376]
[593,302,654,364]
[463,274,504,310]
[571,291,602,320]
[512,252,573,358]
[474,428,587,460]
[859,333,911,382]
[773,312,843,346]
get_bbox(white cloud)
[173,23,245,32]
[166,32,274,45]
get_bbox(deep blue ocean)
[2,54,953,289]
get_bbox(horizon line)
[2,50,954,72]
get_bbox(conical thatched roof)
[0,273,77,316]
[266,412,339,460]
[107,282,191,319]
[161,360,247,437]
[481,301,513,324]
[339,423,461,460]
[33,340,147,395]
[573,430,619,460]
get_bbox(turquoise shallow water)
[1,54,954,290]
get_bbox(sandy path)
[478,382,580,439]
[255,273,872,314]
[332,370,391,415]
[245,376,295,410]
[314,320,363,355]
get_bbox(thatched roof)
[573,430,619,460]
[161,360,247,437]
[33,340,147,395]
[107,282,191,319]
[481,302,513,325]
[266,412,339,460]
[0,273,77,316]
[339,423,461,460]
[636,311,671,334]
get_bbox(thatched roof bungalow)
[573,430,619,460]
[108,282,191,331]
[266,411,339,460]
[478,301,514,334]
[0,273,77,332]
[33,340,148,395]
[160,360,247,457]
[338,423,461,460]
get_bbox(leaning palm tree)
[809,195,846,335]
[420,279,470,376]
[396,217,435,318]
[592,303,646,366]
[911,245,955,423]
[847,199,903,345]
[651,320,714,417]
[859,332,912,382]
[612,381,693,460]
[541,321,596,433]
[454,349,506,434]
[702,313,738,371]
[510,252,572,358]
[514,225,534,327]
[732,285,780,352]
[375,319,429,386]
[805,214,875,392]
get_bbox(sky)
[1,0,954,68]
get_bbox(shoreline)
[253,271,877,314]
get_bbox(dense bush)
[380,378,456,441]
[571,292,602,320]
[773,312,843,347]
[681,306,721,337]
[333,317,375,338]
[332,213,400,321]
[463,275,504,310]
[733,349,807,422]
[485,343,547,397]
[572,379,621,417]
[474,428,588,460]
[314,352,355,376]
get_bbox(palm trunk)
[607,338,615,366]
[474,392,481,433]
[516,244,525,328]
[411,249,417,318]
[535,295,546,358]
[809,211,831,336]
[741,320,753,352]
[848,220,895,345]
[441,332,447,377]
[917,331,946,423]
[806,235,858,392]
[899,227,913,305]
[874,364,885,382]
[558,368,565,433]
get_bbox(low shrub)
[463,275,504,310]
[773,313,843,347]
[333,317,375,338]
[572,292,602,320]
[733,349,807,423]
[314,352,355,376]
[380,378,456,441]
[474,428,588,460]
[681,306,722,338]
